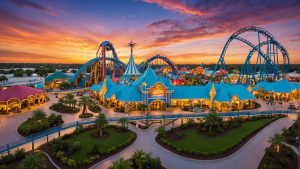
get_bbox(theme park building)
[90,54,258,113]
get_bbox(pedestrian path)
[95,114,297,169]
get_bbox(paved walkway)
[95,114,297,169]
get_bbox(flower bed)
[0,149,55,169]
[79,113,93,118]
[281,118,299,148]
[156,115,285,160]
[39,124,137,169]
[257,144,298,169]
[18,113,64,136]
[88,105,101,113]
[50,103,80,114]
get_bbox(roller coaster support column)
[94,61,97,84]
[75,78,77,88]
[85,68,87,87]
[102,47,106,81]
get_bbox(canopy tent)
[0,85,44,102]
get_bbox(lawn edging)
[155,115,286,161]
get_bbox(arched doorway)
[150,100,165,111]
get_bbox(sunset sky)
[0,0,299,65]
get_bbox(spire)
[100,77,107,94]
[209,82,217,100]
[124,40,140,75]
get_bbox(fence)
[0,110,298,155]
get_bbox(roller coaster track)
[137,54,185,80]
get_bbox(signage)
[148,83,166,99]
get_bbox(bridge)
[0,110,298,155]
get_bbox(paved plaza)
[0,93,299,169]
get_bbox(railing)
[0,110,298,155]
[45,87,91,94]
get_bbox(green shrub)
[61,157,68,164]
[62,133,72,140]
[14,148,25,159]
[67,159,77,168]
[1,154,15,163]
[88,143,98,154]
[264,156,274,165]
[207,130,212,136]
[202,127,207,133]
[176,148,182,152]
[89,157,95,163]
[211,151,217,156]
[172,145,176,149]
[183,148,188,153]
[55,151,64,159]
[218,149,224,154]
[82,159,89,166]
[217,127,224,133]
[0,165,8,169]
[203,152,209,156]
[287,150,294,158]
[280,157,290,167]
[188,150,194,155]
[111,147,116,152]
[265,147,274,156]
[195,151,201,155]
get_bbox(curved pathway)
[94,114,297,169]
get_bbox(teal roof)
[123,51,140,75]
[45,71,70,82]
[134,66,166,88]
[170,85,210,99]
[255,79,298,93]
[90,77,114,92]
[90,84,102,92]
[104,85,142,102]
[213,82,255,102]
[291,83,299,90]
[252,87,260,91]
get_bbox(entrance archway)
[149,100,165,111]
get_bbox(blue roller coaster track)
[212,26,290,85]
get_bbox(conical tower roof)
[124,51,140,75]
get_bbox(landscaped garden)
[108,149,165,169]
[257,133,298,169]
[18,109,63,136]
[50,93,80,114]
[37,113,137,169]
[281,117,299,147]
[88,100,102,113]
[156,111,286,160]
[0,148,55,169]
[78,96,96,118]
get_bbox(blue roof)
[158,76,173,88]
[123,52,140,75]
[252,87,260,91]
[213,82,255,102]
[291,83,300,90]
[104,85,142,102]
[170,85,210,99]
[134,66,166,88]
[90,78,114,92]
[255,79,299,93]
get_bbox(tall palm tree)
[64,93,74,107]
[154,125,166,137]
[108,157,133,169]
[131,149,146,169]
[0,75,8,89]
[17,152,47,169]
[70,98,77,108]
[77,96,93,115]
[58,98,65,106]
[203,111,222,131]
[118,117,128,129]
[267,133,285,153]
[31,109,47,124]
[95,113,109,136]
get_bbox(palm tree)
[17,152,47,169]
[0,75,8,89]
[131,149,146,169]
[268,133,285,153]
[64,93,74,107]
[70,98,77,108]
[108,157,133,169]
[77,96,93,115]
[31,109,47,124]
[128,39,136,51]
[90,100,98,110]
[95,113,109,136]
[58,98,65,106]
[203,111,222,131]
[118,117,128,129]
[197,118,203,127]
[154,125,166,137]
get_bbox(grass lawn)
[67,129,134,161]
[167,119,270,152]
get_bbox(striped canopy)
[123,52,140,75]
